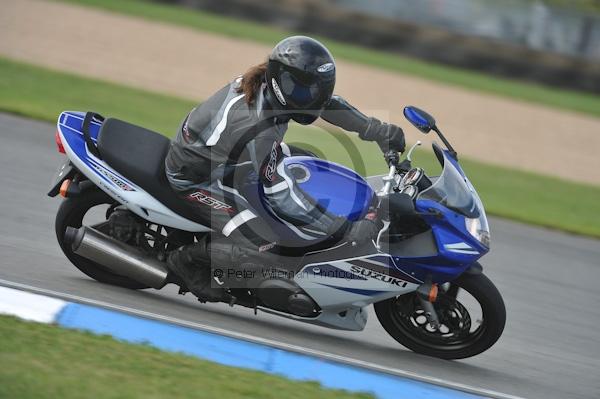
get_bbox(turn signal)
[59,179,71,197]
[55,131,65,154]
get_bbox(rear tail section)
[53,111,211,232]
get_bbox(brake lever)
[396,141,422,174]
[406,140,422,162]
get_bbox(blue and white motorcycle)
[49,106,506,359]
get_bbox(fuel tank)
[285,156,375,221]
[241,156,376,247]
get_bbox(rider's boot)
[167,234,285,302]
[166,239,226,302]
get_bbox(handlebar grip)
[384,150,400,167]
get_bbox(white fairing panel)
[294,254,418,309]
[57,113,211,232]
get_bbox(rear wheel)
[374,271,506,359]
[55,188,150,289]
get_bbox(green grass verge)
[0,315,371,399]
[1,56,599,238]
[59,0,600,118]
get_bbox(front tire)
[375,271,506,359]
[55,188,150,289]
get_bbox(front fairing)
[415,147,490,264]
[416,199,489,264]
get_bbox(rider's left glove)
[363,118,405,153]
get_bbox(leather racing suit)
[165,77,404,248]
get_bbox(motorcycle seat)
[96,118,207,225]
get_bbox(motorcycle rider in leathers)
[165,36,405,301]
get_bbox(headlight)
[465,217,490,248]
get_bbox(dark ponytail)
[237,61,268,105]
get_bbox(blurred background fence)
[341,0,600,61]
[162,0,600,92]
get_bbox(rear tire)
[375,272,506,359]
[55,188,150,289]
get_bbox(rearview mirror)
[403,106,436,134]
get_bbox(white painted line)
[0,278,525,399]
[0,285,66,323]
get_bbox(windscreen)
[417,150,480,218]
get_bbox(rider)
[165,36,405,301]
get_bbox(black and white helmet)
[266,36,336,124]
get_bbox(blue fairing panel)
[57,111,137,192]
[59,111,102,141]
[284,157,374,221]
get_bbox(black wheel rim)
[388,284,488,351]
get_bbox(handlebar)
[375,151,400,248]
[378,150,401,197]
[379,144,416,197]
[384,150,400,168]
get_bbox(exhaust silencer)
[65,226,169,289]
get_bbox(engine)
[256,275,319,317]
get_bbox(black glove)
[384,150,400,167]
[346,216,380,245]
[361,117,405,153]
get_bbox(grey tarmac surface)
[0,113,599,399]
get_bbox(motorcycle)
[49,106,506,359]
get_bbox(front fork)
[415,262,482,330]
[416,280,441,330]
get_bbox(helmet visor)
[279,70,320,108]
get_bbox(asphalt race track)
[1,113,598,399]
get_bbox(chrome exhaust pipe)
[65,226,169,289]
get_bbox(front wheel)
[374,271,506,359]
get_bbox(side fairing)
[295,254,420,309]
